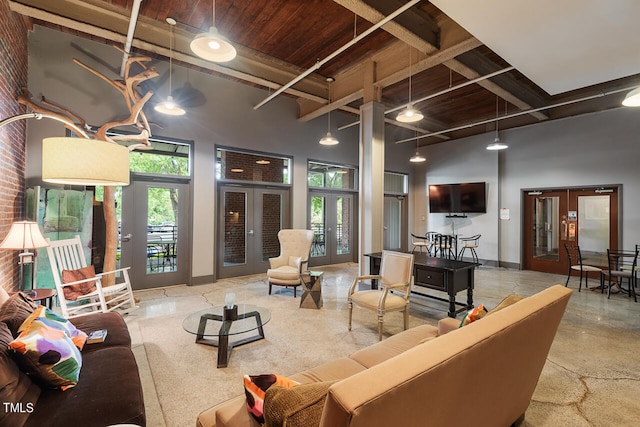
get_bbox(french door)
[120,180,190,289]
[383,195,407,251]
[309,192,356,266]
[523,187,618,274]
[217,185,290,278]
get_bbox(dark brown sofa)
[0,292,145,427]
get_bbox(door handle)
[247,230,254,235]
[121,233,132,242]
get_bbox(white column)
[358,101,386,275]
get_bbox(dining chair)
[348,251,414,340]
[603,248,638,302]
[410,233,429,254]
[434,234,456,259]
[564,243,604,292]
[458,234,481,263]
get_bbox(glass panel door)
[217,185,289,278]
[384,196,406,251]
[533,196,560,261]
[309,192,355,266]
[121,180,190,289]
[577,195,610,266]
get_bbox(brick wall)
[0,0,28,291]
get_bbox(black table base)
[195,310,265,368]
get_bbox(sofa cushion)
[70,312,132,352]
[488,294,525,315]
[349,324,438,368]
[267,265,300,281]
[24,346,146,427]
[0,321,41,427]
[292,357,368,384]
[61,266,98,301]
[0,292,37,337]
[9,312,83,390]
[263,381,336,427]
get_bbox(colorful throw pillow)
[9,312,82,390]
[264,381,336,427]
[0,321,40,427]
[61,266,97,301]
[19,306,87,350]
[244,374,299,423]
[459,304,488,328]
[0,292,37,337]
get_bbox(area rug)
[134,264,430,427]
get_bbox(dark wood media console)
[365,252,480,317]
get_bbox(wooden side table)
[13,289,57,309]
[300,271,323,309]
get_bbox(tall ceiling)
[9,0,640,147]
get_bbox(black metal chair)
[604,248,638,302]
[434,234,456,259]
[564,243,604,292]
[410,233,430,254]
[458,234,481,263]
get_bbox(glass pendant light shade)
[156,18,186,116]
[191,27,236,62]
[622,86,640,107]
[319,132,339,146]
[397,47,423,123]
[319,81,339,145]
[155,96,186,115]
[190,1,236,62]
[397,105,424,123]
[487,96,508,150]
[409,151,426,162]
[486,135,508,150]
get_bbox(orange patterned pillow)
[61,266,97,301]
[244,374,299,423]
[459,304,488,327]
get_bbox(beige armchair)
[348,251,415,340]
[266,229,314,297]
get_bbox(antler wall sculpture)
[16,46,159,288]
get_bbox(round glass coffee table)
[182,304,271,368]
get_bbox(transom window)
[216,148,291,185]
[307,161,357,190]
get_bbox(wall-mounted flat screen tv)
[429,182,487,213]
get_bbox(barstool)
[458,234,481,263]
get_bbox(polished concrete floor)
[128,263,640,426]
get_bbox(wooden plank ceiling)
[9,0,640,146]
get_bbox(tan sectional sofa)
[197,284,572,427]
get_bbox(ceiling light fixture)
[409,132,426,163]
[319,81,339,145]
[155,18,186,116]
[622,86,640,107]
[397,47,423,123]
[190,0,237,62]
[486,96,508,150]
[256,159,270,165]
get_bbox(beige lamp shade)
[42,137,130,186]
[0,221,49,250]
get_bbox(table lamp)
[0,221,49,296]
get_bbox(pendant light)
[622,86,640,106]
[486,96,508,150]
[155,18,186,116]
[319,80,339,145]
[190,0,237,63]
[409,132,426,162]
[397,47,423,123]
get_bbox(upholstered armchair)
[348,251,415,340]
[266,229,314,297]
